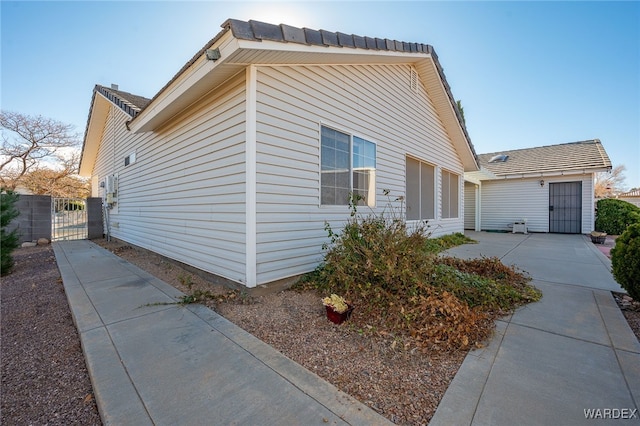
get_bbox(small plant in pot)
[322,294,354,324]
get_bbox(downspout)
[245,65,257,288]
[475,183,481,232]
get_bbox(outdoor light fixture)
[205,48,221,61]
[539,179,545,187]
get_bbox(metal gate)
[549,182,582,233]
[52,198,88,241]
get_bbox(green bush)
[435,258,540,311]
[595,198,640,235]
[1,190,20,275]
[611,223,640,300]
[423,232,476,253]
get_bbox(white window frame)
[320,124,377,207]
[441,169,460,219]
[405,155,435,221]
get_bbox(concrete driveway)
[431,231,639,425]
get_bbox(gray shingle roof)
[95,85,151,117]
[478,140,612,176]
[619,189,640,197]
[224,19,434,54]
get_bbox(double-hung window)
[321,126,376,207]
[405,156,435,220]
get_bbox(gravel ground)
[613,293,640,342]
[1,245,101,426]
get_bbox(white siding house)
[465,140,612,234]
[616,189,640,208]
[80,19,479,288]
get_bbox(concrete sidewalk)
[53,240,391,426]
[431,232,640,425]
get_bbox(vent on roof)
[410,67,418,93]
[488,154,509,163]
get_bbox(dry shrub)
[306,194,540,351]
[402,290,491,351]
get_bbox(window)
[321,126,376,206]
[441,170,459,219]
[405,156,435,220]
[124,152,136,167]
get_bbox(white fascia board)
[129,32,239,133]
[79,93,112,176]
[419,59,479,173]
[235,38,430,64]
[494,169,604,180]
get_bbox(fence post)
[86,198,104,239]
[11,195,52,243]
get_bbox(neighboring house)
[465,140,612,234]
[79,19,479,288]
[616,189,640,208]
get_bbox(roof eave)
[127,18,480,172]
[129,35,436,134]
[416,58,478,172]
[79,90,113,176]
[489,167,611,180]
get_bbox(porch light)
[539,179,545,187]
[206,48,221,61]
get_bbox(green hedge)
[595,198,640,235]
[611,223,640,300]
[1,190,20,275]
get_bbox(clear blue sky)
[2,1,639,188]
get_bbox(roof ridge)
[95,85,150,117]
[479,139,601,157]
[477,139,612,176]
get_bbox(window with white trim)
[441,169,459,219]
[405,156,435,220]
[321,126,376,207]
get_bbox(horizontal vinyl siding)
[92,73,248,284]
[254,64,465,284]
[464,181,476,230]
[581,176,595,233]
[480,175,594,233]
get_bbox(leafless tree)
[18,152,90,198]
[1,111,80,190]
[595,164,627,198]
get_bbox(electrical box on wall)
[105,175,118,194]
[104,174,118,205]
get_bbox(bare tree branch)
[0,111,80,179]
[595,164,627,198]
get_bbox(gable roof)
[476,140,612,178]
[80,18,479,175]
[79,85,151,175]
[95,85,151,116]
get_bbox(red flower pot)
[325,304,354,324]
